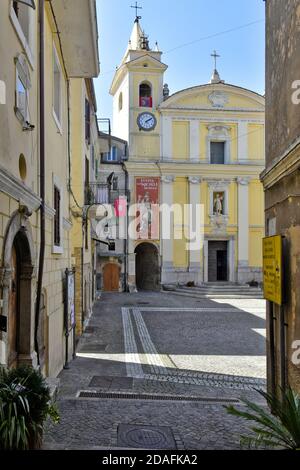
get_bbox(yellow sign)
[263,235,283,305]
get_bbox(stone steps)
[163,284,264,299]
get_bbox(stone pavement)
[44,292,267,450]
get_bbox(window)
[85,99,90,143]
[139,82,152,107]
[108,242,116,252]
[15,54,31,125]
[119,92,123,111]
[210,142,225,164]
[54,186,61,247]
[112,177,118,191]
[53,45,62,127]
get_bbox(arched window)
[119,92,123,111]
[139,82,152,107]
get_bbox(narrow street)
[44,293,266,450]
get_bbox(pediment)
[160,84,265,111]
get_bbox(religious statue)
[214,193,224,216]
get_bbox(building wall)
[263,0,300,395]
[0,1,99,378]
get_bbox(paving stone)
[44,292,268,451]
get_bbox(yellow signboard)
[263,235,283,305]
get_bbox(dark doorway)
[135,243,160,291]
[217,250,228,281]
[208,241,228,282]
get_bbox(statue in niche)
[213,192,224,216]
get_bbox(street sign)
[263,235,283,305]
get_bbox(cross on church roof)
[211,50,220,71]
[131,2,142,22]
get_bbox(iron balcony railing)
[84,183,130,206]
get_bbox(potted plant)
[0,365,59,450]
[226,387,300,450]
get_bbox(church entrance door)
[135,243,160,291]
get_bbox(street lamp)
[13,0,36,9]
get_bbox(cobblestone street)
[44,292,267,450]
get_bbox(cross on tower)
[131,2,142,22]
[211,50,220,70]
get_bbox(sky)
[95,0,265,122]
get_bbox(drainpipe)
[34,0,45,367]
[122,162,129,292]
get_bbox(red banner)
[135,177,160,240]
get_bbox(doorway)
[135,243,160,291]
[103,263,120,292]
[7,230,33,368]
[208,241,228,282]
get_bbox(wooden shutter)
[54,186,61,246]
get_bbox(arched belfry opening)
[135,243,160,291]
[139,82,152,107]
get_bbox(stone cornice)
[260,140,300,189]
[0,165,41,212]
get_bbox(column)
[190,121,200,162]
[188,177,203,285]
[161,176,175,284]
[162,116,172,161]
[238,121,248,162]
[237,177,250,283]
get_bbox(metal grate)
[77,391,239,403]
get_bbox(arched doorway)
[135,243,160,291]
[7,230,33,368]
[103,263,120,292]
[1,209,35,368]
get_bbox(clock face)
[137,112,157,131]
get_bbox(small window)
[139,82,152,107]
[112,177,118,191]
[108,242,116,252]
[15,55,31,125]
[54,186,61,247]
[211,142,225,164]
[53,45,62,126]
[16,73,28,122]
[119,92,123,111]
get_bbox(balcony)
[84,183,130,206]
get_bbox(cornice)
[260,140,300,189]
[0,165,41,212]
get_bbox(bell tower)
[110,13,168,160]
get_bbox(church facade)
[110,19,265,291]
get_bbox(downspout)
[122,161,129,292]
[34,0,45,366]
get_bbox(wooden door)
[103,264,120,292]
[8,245,18,368]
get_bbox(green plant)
[0,365,59,450]
[226,387,300,450]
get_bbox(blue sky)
[95,0,265,121]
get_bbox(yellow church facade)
[110,19,265,290]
